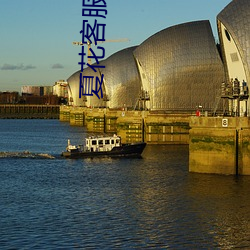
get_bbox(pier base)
[189,117,250,175]
[59,106,190,144]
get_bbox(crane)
[73,38,130,65]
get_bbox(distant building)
[21,86,53,96]
[43,86,53,96]
[52,80,68,98]
[20,85,60,105]
[21,86,40,96]
[0,92,19,104]
[22,95,59,105]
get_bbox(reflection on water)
[186,174,250,249]
[0,120,250,249]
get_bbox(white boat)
[62,134,146,158]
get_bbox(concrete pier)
[60,106,190,144]
[60,106,250,175]
[145,114,189,144]
[189,117,250,175]
[59,105,71,122]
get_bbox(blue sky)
[0,0,232,92]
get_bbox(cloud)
[1,63,36,70]
[23,64,36,70]
[51,63,64,69]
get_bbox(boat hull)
[62,142,146,159]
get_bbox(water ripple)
[0,151,55,159]
[0,120,250,249]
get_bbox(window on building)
[225,29,231,42]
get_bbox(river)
[0,119,249,249]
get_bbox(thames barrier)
[1,0,248,176]
[59,106,250,176]
[62,0,250,175]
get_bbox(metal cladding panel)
[67,61,106,107]
[134,20,225,111]
[100,46,141,109]
[81,65,107,107]
[67,47,141,109]
[67,70,84,106]
[217,0,250,83]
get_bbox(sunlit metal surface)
[100,46,141,109]
[67,70,84,107]
[67,46,141,109]
[68,21,226,112]
[133,20,225,111]
[67,61,106,107]
[217,0,250,83]
[217,0,250,115]
[81,65,107,108]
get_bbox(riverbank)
[0,105,59,119]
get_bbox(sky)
[0,0,232,92]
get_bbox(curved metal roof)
[217,0,250,83]
[133,20,225,111]
[67,61,106,107]
[67,46,141,109]
[100,46,141,109]
[67,69,84,107]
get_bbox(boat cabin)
[85,135,121,152]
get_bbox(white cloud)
[1,63,36,70]
[51,63,64,69]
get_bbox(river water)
[0,119,250,249]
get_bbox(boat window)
[92,140,97,145]
[116,139,120,144]
[98,140,103,145]
[105,140,110,144]
[111,139,114,144]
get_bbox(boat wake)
[0,151,55,159]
